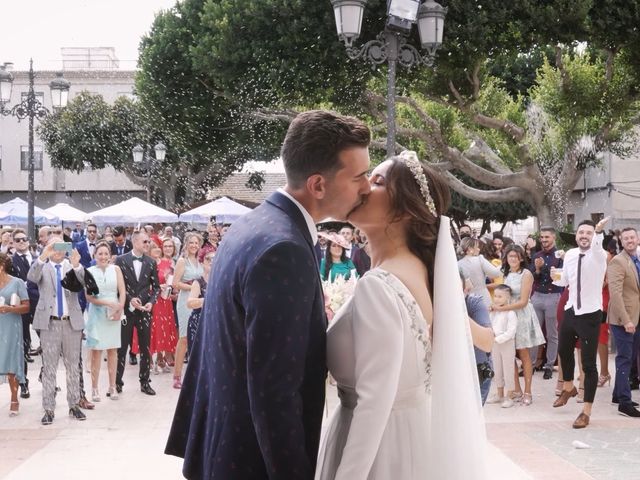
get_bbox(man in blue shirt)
[530,226,564,380]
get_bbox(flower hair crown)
[397,150,438,217]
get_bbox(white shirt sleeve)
[334,275,404,480]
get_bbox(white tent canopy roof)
[178,196,252,224]
[0,197,59,225]
[88,197,179,225]
[45,203,89,223]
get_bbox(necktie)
[632,257,640,286]
[132,255,143,262]
[577,253,585,310]
[55,264,63,317]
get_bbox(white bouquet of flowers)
[323,273,357,321]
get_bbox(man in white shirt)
[552,217,609,429]
[339,225,358,259]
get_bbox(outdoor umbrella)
[45,203,89,223]
[88,197,179,225]
[0,197,59,224]
[178,196,252,224]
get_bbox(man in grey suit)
[28,238,87,425]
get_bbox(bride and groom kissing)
[165,110,492,479]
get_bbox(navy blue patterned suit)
[166,191,327,479]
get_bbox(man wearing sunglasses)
[114,231,160,396]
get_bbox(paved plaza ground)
[2,350,640,479]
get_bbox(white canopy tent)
[45,203,89,223]
[88,197,179,225]
[0,197,59,225]
[178,196,252,224]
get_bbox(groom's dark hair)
[281,110,370,189]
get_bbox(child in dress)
[488,285,518,408]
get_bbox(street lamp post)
[331,0,446,156]
[132,142,167,203]
[0,60,71,241]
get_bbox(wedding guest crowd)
[3,207,640,433]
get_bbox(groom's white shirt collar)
[278,188,318,245]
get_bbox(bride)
[315,151,493,480]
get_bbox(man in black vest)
[114,231,160,395]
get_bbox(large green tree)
[186,0,640,226]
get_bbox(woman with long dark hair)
[489,244,545,406]
[316,151,492,480]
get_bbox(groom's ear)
[306,174,327,200]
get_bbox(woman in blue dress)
[319,232,358,283]
[85,242,126,401]
[172,232,204,389]
[0,253,30,416]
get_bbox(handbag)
[61,268,99,295]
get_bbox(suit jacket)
[607,250,640,327]
[165,191,327,480]
[114,252,160,308]
[74,238,95,268]
[109,240,133,257]
[27,259,85,331]
[11,252,40,318]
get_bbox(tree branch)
[448,80,466,109]
[471,62,482,100]
[604,48,617,85]
[249,108,298,123]
[463,138,514,174]
[442,171,529,203]
[445,146,524,189]
[555,45,571,91]
[471,113,526,143]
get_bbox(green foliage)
[530,52,639,167]
[38,92,142,172]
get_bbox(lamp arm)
[0,97,49,121]
[344,32,389,64]
[397,40,437,68]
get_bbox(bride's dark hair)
[384,157,451,295]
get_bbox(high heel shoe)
[509,391,523,402]
[522,393,532,406]
[597,374,611,387]
[91,388,101,402]
[173,376,182,389]
[107,386,119,400]
[9,401,19,417]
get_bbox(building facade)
[567,141,640,232]
[0,64,145,213]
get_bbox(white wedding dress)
[315,217,488,480]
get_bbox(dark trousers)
[610,325,640,406]
[558,308,601,403]
[21,314,32,385]
[630,331,640,384]
[116,311,151,387]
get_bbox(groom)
[165,110,372,479]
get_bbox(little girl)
[488,284,518,408]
